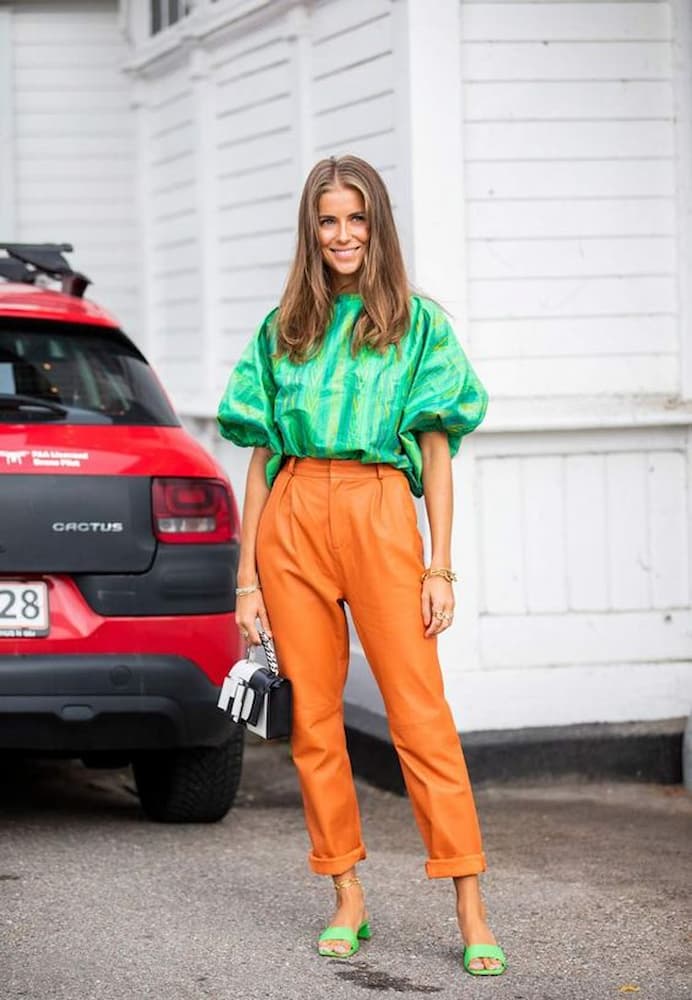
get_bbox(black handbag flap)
[247,667,285,695]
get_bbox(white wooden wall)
[447,0,692,731]
[462,1,678,397]
[212,23,298,395]
[131,0,399,410]
[123,0,692,734]
[137,64,201,403]
[2,0,139,332]
[310,1,397,200]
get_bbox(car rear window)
[0,319,179,425]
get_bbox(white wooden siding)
[471,432,690,730]
[311,0,399,204]
[461,0,679,398]
[481,609,692,669]
[12,0,139,333]
[479,443,689,617]
[142,69,201,397]
[213,26,297,393]
[119,0,691,734]
[135,0,400,406]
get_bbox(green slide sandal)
[318,921,372,959]
[463,943,507,976]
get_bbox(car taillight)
[152,478,232,544]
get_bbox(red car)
[0,244,244,821]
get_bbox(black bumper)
[0,654,233,753]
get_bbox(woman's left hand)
[421,577,455,638]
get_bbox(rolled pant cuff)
[309,844,367,876]
[425,852,487,879]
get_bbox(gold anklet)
[333,875,361,891]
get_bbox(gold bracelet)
[420,568,458,584]
[235,582,261,596]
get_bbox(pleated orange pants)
[255,455,487,878]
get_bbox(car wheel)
[132,726,245,823]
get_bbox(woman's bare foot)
[318,867,368,956]
[454,874,504,972]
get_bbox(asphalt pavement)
[1,738,690,1000]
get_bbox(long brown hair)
[276,155,410,363]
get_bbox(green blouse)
[216,293,488,498]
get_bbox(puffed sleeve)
[398,301,488,494]
[216,310,284,487]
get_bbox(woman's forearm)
[419,430,453,568]
[236,446,272,586]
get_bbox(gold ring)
[434,612,453,624]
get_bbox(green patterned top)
[216,293,488,497]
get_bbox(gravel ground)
[1,738,690,1000]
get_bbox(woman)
[217,155,506,977]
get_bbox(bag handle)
[257,624,279,676]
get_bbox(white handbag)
[217,627,292,740]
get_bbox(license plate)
[0,581,49,637]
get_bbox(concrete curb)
[345,708,686,793]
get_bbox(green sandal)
[463,943,507,976]
[317,920,372,958]
[318,874,372,959]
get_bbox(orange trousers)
[255,455,487,879]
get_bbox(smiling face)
[317,185,369,293]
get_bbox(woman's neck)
[332,278,360,295]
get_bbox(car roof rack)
[0,243,91,298]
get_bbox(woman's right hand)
[236,590,273,646]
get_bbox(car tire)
[132,726,245,823]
